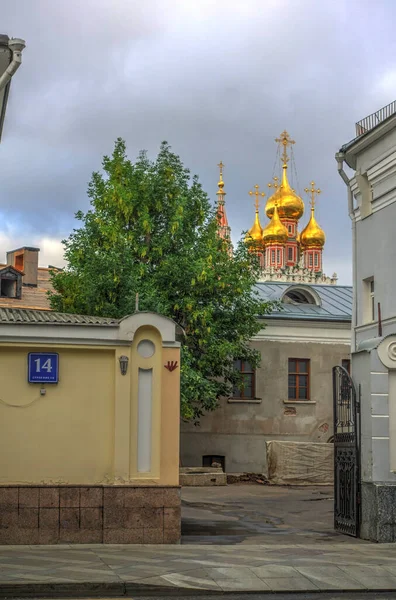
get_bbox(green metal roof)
[0,307,118,326]
[255,282,352,322]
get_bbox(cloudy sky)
[1,0,396,284]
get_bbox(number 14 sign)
[28,353,59,384]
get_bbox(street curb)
[1,582,396,598]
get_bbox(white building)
[337,101,396,541]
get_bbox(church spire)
[246,185,265,245]
[216,161,231,241]
[300,181,326,272]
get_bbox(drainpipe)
[336,151,357,353]
[0,38,26,93]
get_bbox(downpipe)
[336,152,357,353]
[0,38,26,92]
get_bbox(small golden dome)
[265,164,304,220]
[245,210,263,246]
[300,207,325,248]
[262,203,288,246]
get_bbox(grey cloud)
[1,0,396,281]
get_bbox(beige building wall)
[181,322,350,474]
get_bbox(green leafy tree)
[50,139,274,420]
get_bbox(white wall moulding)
[377,335,396,471]
[137,367,153,473]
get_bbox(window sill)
[283,400,316,405]
[228,398,262,404]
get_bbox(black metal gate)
[332,365,360,537]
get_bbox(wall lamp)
[119,355,129,376]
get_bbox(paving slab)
[1,542,396,595]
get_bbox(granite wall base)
[0,485,181,545]
[361,481,396,542]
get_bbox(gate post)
[354,336,396,542]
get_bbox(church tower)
[242,130,336,285]
[265,131,304,268]
[300,181,326,272]
[245,185,265,267]
[262,199,288,268]
[216,161,231,242]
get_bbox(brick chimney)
[7,247,39,286]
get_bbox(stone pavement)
[182,485,353,544]
[2,543,396,595]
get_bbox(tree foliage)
[50,139,274,420]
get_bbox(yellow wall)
[0,321,180,486]
[0,347,115,484]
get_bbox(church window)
[309,253,313,267]
[232,359,255,399]
[314,253,318,267]
[288,225,292,234]
[271,250,275,264]
[288,247,293,261]
[277,249,280,263]
[288,359,310,400]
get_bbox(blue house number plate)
[28,353,59,384]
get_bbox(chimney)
[7,247,39,286]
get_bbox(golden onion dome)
[262,203,288,246]
[245,210,263,246]
[265,164,304,220]
[300,207,325,248]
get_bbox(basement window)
[203,455,225,471]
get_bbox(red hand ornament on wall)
[165,361,178,372]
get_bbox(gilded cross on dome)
[305,181,321,209]
[249,184,265,212]
[275,130,295,164]
[217,161,225,195]
[268,175,279,192]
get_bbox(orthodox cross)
[217,161,224,181]
[304,181,321,209]
[275,130,295,164]
[268,175,279,193]
[249,184,265,212]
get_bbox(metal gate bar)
[333,365,360,537]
